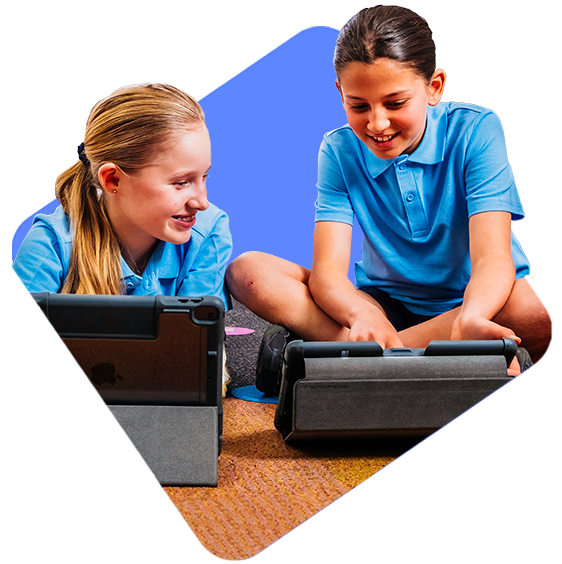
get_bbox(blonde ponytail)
[56,160,122,294]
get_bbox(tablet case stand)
[12,404,219,486]
[274,339,518,443]
[11,294,224,486]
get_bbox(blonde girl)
[13,83,232,394]
[14,83,231,304]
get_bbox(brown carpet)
[12,392,552,560]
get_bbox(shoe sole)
[256,325,289,394]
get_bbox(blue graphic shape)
[200,26,362,274]
[12,200,59,264]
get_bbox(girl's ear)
[98,163,121,195]
[335,79,344,103]
[427,69,446,106]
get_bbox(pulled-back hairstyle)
[55,83,205,294]
[334,5,436,82]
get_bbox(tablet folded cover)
[275,340,516,442]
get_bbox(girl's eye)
[387,100,407,109]
[349,104,368,112]
[174,174,208,187]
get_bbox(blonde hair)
[55,83,205,294]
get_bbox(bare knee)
[495,278,552,362]
[504,275,553,324]
[226,251,265,301]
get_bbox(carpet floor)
[12,304,552,561]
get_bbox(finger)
[507,333,522,345]
[508,355,521,377]
[385,334,405,350]
[493,321,520,343]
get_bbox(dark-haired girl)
[226,5,550,376]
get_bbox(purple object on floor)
[231,385,279,404]
[226,327,255,335]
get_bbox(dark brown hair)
[334,5,436,82]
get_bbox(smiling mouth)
[370,132,400,143]
[172,214,196,224]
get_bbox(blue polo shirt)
[13,203,233,309]
[315,102,530,316]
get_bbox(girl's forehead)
[338,58,426,96]
[339,58,422,83]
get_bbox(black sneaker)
[516,347,548,431]
[255,325,298,395]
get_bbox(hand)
[452,313,522,377]
[451,312,521,344]
[348,310,404,349]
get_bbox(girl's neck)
[120,240,158,276]
[103,197,159,275]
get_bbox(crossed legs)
[226,251,551,363]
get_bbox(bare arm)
[451,211,521,343]
[308,221,403,348]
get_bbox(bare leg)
[227,253,551,363]
[399,278,551,363]
[226,251,348,341]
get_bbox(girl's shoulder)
[320,124,362,158]
[436,101,502,131]
[31,205,72,241]
[435,103,508,158]
[323,124,358,144]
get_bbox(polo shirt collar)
[362,143,395,179]
[362,103,447,178]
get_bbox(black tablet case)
[32,293,224,485]
[12,293,224,406]
[274,339,517,442]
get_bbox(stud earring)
[113,189,117,195]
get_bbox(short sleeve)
[13,221,67,293]
[176,209,233,309]
[464,111,525,220]
[315,136,355,225]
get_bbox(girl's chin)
[370,146,402,160]
[171,232,192,245]
[161,226,193,246]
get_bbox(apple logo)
[91,363,124,386]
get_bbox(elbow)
[308,268,322,301]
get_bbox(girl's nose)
[368,108,390,132]
[187,181,209,211]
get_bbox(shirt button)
[406,193,415,202]
[399,163,407,170]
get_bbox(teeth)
[373,133,396,142]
